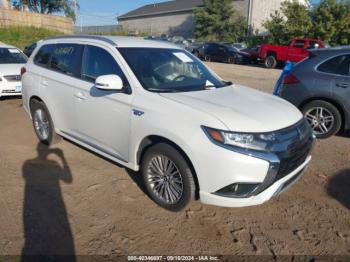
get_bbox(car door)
[287,40,308,62]
[217,46,229,62]
[35,43,83,135]
[74,44,133,162]
[331,55,350,113]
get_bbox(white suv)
[22,36,315,211]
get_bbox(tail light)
[282,74,300,85]
[20,67,26,77]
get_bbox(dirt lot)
[0,63,349,257]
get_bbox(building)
[117,0,309,37]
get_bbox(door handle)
[336,82,349,88]
[74,92,87,100]
[41,80,48,87]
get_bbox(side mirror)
[95,74,123,91]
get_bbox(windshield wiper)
[147,88,180,93]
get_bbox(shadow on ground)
[326,169,350,209]
[21,143,76,261]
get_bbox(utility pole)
[247,0,253,37]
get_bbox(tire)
[141,143,196,211]
[30,100,61,145]
[228,57,235,64]
[302,100,342,139]
[264,55,277,69]
[204,55,211,62]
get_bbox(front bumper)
[0,81,22,97]
[200,156,311,207]
[196,119,315,207]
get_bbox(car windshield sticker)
[8,48,20,53]
[173,52,193,63]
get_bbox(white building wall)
[250,0,309,34]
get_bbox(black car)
[197,42,251,64]
[23,42,37,57]
[276,47,350,138]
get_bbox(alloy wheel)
[305,107,335,135]
[33,109,50,140]
[146,155,184,204]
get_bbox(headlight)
[203,126,277,151]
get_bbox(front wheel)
[141,143,196,211]
[302,100,342,139]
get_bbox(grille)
[4,75,21,82]
[275,120,314,180]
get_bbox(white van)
[21,36,315,211]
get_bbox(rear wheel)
[264,55,277,69]
[204,55,211,62]
[141,143,195,211]
[30,100,61,145]
[302,100,342,139]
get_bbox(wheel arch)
[299,97,347,130]
[136,135,200,199]
[29,95,44,113]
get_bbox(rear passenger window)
[317,55,349,75]
[81,45,128,85]
[50,44,83,77]
[34,45,54,67]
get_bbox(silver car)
[275,47,350,138]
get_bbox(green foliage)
[311,0,350,46]
[263,0,350,46]
[11,0,77,21]
[0,26,61,50]
[263,0,312,45]
[194,0,246,42]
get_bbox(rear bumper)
[200,156,311,207]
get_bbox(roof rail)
[45,35,116,46]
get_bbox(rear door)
[317,54,350,115]
[34,43,83,135]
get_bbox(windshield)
[0,48,27,64]
[225,45,239,52]
[118,48,229,93]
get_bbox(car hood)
[160,85,302,132]
[0,64,25,76]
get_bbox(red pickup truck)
[259,38,325,68]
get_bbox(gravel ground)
[0,62,349,257]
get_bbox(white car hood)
[160,85,302,132]
[0,64,24,76]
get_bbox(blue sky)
[76,0,169,26]
[76,0,321,27]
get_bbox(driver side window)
[81,45,128,86]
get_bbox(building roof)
[118,0,203,20]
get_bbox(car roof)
[0,43,18,49]
[310,46,350,55]
[43,35,182,49]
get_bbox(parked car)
[23,42,37,57]
[22,36,315,211]
[259,38,325,69]
[186,42,203,55]
[241,46,260,64]
[275,47,350,138]
[198,42,251,64]
[0,44,27,99]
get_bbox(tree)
[194,0,246,42]
[311,0,350,45]
[263,0,313,44]
[11,0,77,21]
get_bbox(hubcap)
[146,155,184,204]
[33,109,50,140]
[305,107,335,135]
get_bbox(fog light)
[215,183,261,198]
